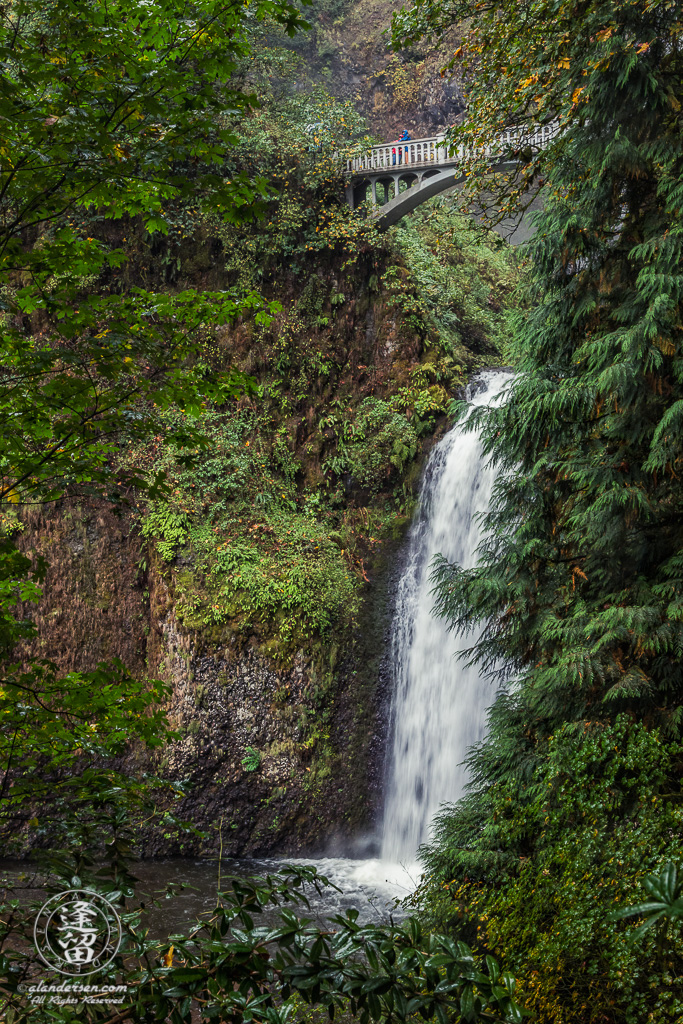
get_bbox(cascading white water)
[381,370,509,865]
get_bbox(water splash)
[381,371,509,864]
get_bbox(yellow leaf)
[164,945,174,967]
[636,41,650,54]
[596,27,614,42]
[558,58,571,69]
[572,86,585,104]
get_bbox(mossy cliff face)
[142,568,396,856]
[16,504,148,676]
[19,205,520,856]
[18,486,400,858]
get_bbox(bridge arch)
[350,177,372,208]
[397,172,419,190]
[375,177,395,203]
[377,169,470,228]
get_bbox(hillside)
[273,0,465,139]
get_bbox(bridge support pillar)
[371,179,378,205]
[345,182,355,210]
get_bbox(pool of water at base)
[0,856,421,939]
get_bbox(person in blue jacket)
[392,130,411,164]
[398,129,411,163]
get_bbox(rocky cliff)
[285,0,465,140]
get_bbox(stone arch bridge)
[345,123,557,230]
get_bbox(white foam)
[269,856,419,919]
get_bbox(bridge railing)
[346,134,448,173]
[346,121,560,176]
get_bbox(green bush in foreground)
[420,721,683,1023]
[0,863,524,1024]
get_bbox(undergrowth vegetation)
[417,720,683,1023]
[131,197,520,656]
[387,201,520,362]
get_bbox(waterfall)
[381,370,509,865]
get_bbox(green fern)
[241,746,261,772]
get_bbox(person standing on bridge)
[399,129,411,163]
[392,130,411,165]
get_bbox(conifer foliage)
[394,1,683,1020]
